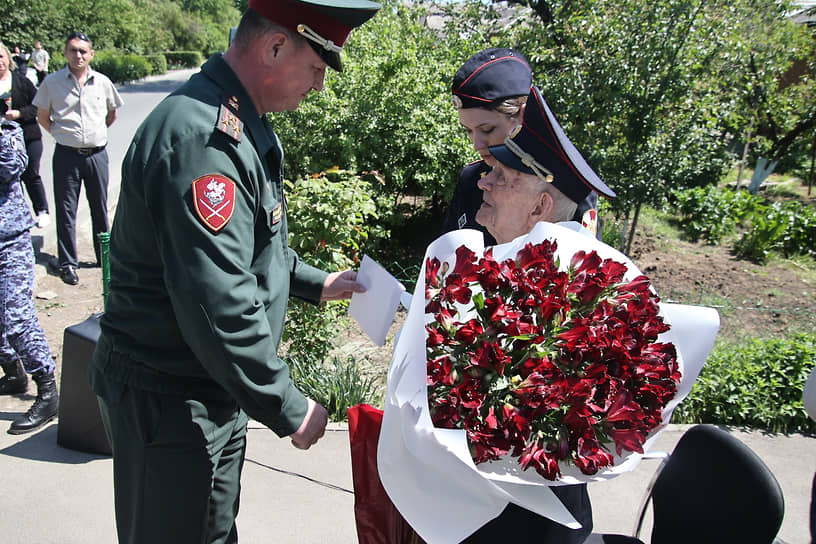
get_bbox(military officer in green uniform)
[89,1,380,542]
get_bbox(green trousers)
[95,377,248,544]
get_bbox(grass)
[287,353,382,422]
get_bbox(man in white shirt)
[33,32,123,285]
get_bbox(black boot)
[0,360,28,395]
[8,370,58,435]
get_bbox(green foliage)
[282,169,385,361]
[285,168,384,270]
[91,51,152,83]
[673,333,816,434]
[272,0,475,212]
[287,354,381,422]
[672,186,760,243]
[163,51,204,68]
[2,0,237,59]
[493,0,815,250]
[735,200,816,263]
[144,54,167,75]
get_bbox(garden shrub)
[92,52,152,83]
[734,200,816,263]
[282,169,385,362]
[144,54,167,75]
[672,185,759,244]
[673,333,816,434]
[163,51,203,68]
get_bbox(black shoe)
[60,266,79,285]
[0,360,28,395]
[8,370,58,435]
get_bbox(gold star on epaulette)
[228,95,240,112]
[216,103,243,142]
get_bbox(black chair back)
[650,424,785,544]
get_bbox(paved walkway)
[0,419,813,543]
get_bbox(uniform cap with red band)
[489,86,616,204]
[248,0,380,72]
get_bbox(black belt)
[57,143,106,156]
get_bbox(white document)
[348,255,406,346]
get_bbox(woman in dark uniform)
[442,48,600,245]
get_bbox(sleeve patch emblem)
[192,174,236,232]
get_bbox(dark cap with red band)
[489,86,616,204]
[248,0,380,72]
[451,48,532,109]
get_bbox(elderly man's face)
[476,164,546,244]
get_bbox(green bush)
[734,200,816,263]
[163,51,203,68]
[282,169,385,362]
[272,0,474,213]
[92,52,152,83]
[672,186,759,244]
[144,54,167,75]
[287,354,381,422]
[673,333,816,434]
[285,168,384,270]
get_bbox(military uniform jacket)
[0,120,34,240]
[92,54,327,437]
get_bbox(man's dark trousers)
[52,144,110,269]
[95,376,248,544]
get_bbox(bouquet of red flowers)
[378,224,718,543]
[424,240,681,481]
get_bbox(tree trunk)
[736,124,753,191]
[625,201,642,256]
[809,130,815,197]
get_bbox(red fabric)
[347,404,424,544]
[249,0,352,47]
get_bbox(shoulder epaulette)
[216,97,243,143]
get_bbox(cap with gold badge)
[248,0,381,72]
[451,48,532,110]
[488,86,615,204]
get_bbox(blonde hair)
[0,41,17,71]
[492,95,527,118]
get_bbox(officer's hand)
[320,270,366,301]
[290,398,328,450]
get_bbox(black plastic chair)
[585,424,785,544]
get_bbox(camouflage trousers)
[0,231,54,374]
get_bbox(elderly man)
[33,32,123,285]
[89,1,379,543]
[462,85,615,543]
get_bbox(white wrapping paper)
[378,223,720,543]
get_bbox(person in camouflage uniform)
[0,118,57,434]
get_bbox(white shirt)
[32,66,123,148]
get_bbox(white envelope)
[348,254,406,346]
